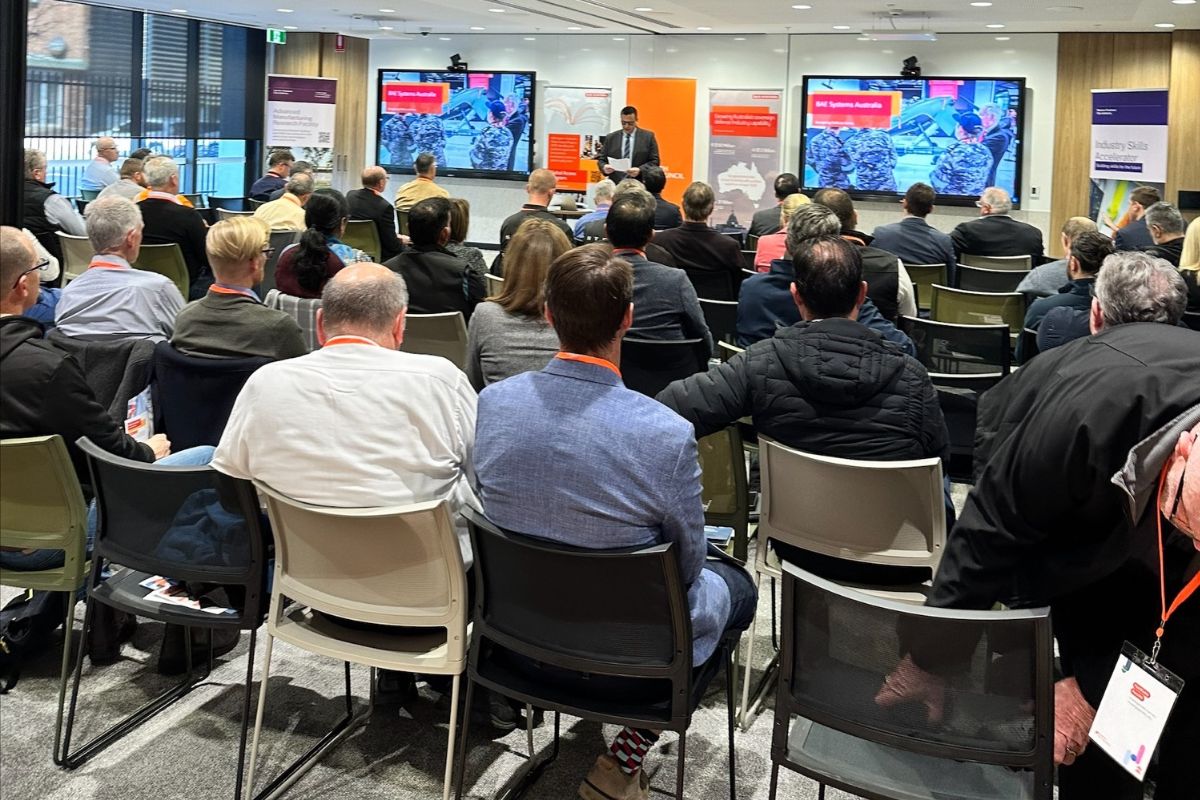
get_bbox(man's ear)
[316,308,328,345]
[393,309,406,346]
[1089,298,1104,335]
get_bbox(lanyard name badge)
[1087,463,1197,781]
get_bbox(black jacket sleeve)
[656,352,753,439]
[184,210,210,285]
[642,132,661,169]
[374,200,404,262]
[46,353,155,473]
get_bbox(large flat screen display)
[799,75,1026,207]
[376,69,534,181]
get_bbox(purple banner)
[1090,90,1168,126]
[268,76,337,105]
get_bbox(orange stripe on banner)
[626,77,696,206]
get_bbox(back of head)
[290,160,314,177]
[448,198,471,244]
[545,243,633,353]
[1070,230,1115,276]
[128,147,153,162]
[779,193,811,225]
[811,187,855,232]
[774,173,800,202]
[1144,202,1186,238]
[613,178,652,203]
[1094,251,1187,328]
[681,182,715,222]
[286,172,315,198]
[119,158,144,181]
[414,152,436,176]
[496,217,573,317]
[526,168,557,198]
[1062,215,1097,244]
[143,156,178,190]
[1130,186,1161,209]
[981,186,1012,214]
[207,216,269,280]
[791,235,864,319]
[321,263,409,339]
[294,189,348,294]
[606,194,655,249]
[786,203,842,255]
[408,196,451,247]
[904,182,936,217]
[268,150,294,170]
[593,178,617,205]
[1181,216,1200,271]
[0,226,34,291]
[639,167,666,195]
[359,166,386,190]
[85,196,142,253]
[24,149,46,179]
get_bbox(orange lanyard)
[323,335,380,348]
[555,351,621,378]
[88,257,128,270]
[1152,462,1200,663]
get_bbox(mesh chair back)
[904,264,947,312]
[182,193,205,208]
[930,284,1024,333]
[255,482,466,636]
[957,265,1029,293]
[959,253,1033,271]
[779,563,1052,782]
[132,243,190,298]
[401,312,468,370]
[258,230,299,296]
[55,233,94,283]
[264,289,321,352]
[208,196,249,212]
[484,273,504,297]
[683,268,735,301]
[699,298,738,345]
[79,188,100,202]
[905,316,1011,377]
[760,438,945,574]
[151,342,272,450]
[342,220,382,262]
[216,209,254,222]
[620,337,708,398]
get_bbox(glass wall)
[23,0,265,200]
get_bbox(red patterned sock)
[609,727,660,775]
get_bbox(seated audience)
[445,198,488,280]
[249,150,293,201]
[466,218,570,390]
[347,166,405,262]
[653,181,744,294]
[138,156,211,298]
[749,173,802,237]
[1112,185,1160,251]
[753,192,810,270]
[253,172,314,232]
[572,178,616,241]
[1018,216,1097,297]
[80,137,120,191]
[497,169,574,260]
[1181,216,1199,311]
[97,157,148,201]
[1141,201,1186,266]
[473,244,756,800]
[17,229,62,329]
[1023,230,1114,334]
[171,216,307,360]
[55,196,184,341]
[606,194,712,355]
[737,205,915,355]
[393,152,450,214]
[23,149,86,261]
[870,182,957,283]
[813,188,916,321]
[578,180,680,268]
[949,186,1044,261]
[383,197,485,319]
[274,189,370,299]
[641,166,681,230]
[267,160,312,202]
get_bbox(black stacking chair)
[770,562,1053,800]
[620,337,709,398]
[957,264,1030,293]
[61,438,269,800]
[683,267,736,301]
[256,230,300,296]
[740,250,757,270]
[1019,327,1040,364]
[151,342,272,450]
[456,508,739,800]
[699,297,739,345]
[207,196,250,212]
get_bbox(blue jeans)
[0,446,216,573]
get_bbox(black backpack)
[0,590,67,693]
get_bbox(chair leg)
[59,594,96,765]
[454,676,476,800]
[818,783,826,800]
[51,594,77,767]
[233,628,257,800]
[769,576,778,651]
[243,631,275,800]
[768,762,781,800]
[442,674,461,800]
[525,703,535,758]
[725,645,737,800]
[674,731,687,800]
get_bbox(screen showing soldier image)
[800,75,1026,206]
[376,69,535,180]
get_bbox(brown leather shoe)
[578,754,648,800]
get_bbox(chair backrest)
[182,193,205,208]
[75,198,90,216]
[132,243,190,298]
[905,315,1011,377]
[699,426,748,558]
[1182,310,1200,332]
[904,263,947,312]
[55,232,94,283]
[484,273,504,297]
[79,188,100,202]
[0,436,89,585]
[46,329,155,423]
[255,482,466,644]
[759,437,945,575]
[746,234,760,251]
[778,562,1053,794]
[1020,327,1040,363]
[401,312,468,370]
[959,253,1033,271]
[216,208,254,222]
[342,219,382,262]
[740,249,756,270]
[264,289,321,352]
[207,196,249,212]
[717,340,744,363]
[957,264,1030,293]
[258,230,300,296]
[247,198,266,211]
[151,342,272,450]
[682,268,735,301]
[699,297,738,345]
[930,284,1024,334]
[620,337,708,398]
[396,209,410,237]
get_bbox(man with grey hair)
[1141,201,1187,266]
[347,166,406,261]
[55,196,184,341]
[254,172,314,233]
[80,136,120,191]
[138,156,210,297]
[1018,216,1098,297]
[266,159,313,201]
[572,178,616,242]
[578,179,680,268]
[22,149,86,262]
[949,185,1044,261]
[735,203,914,353]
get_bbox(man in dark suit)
[749,173,801,238]
[596,106,660,184]
[347,166,406,262]
[1113,186,1160,252]
[653,181,744,301]
[950,186,1044,262]
[249,150,294,201]
[383,196,484,320]
[871,182,957,280]
[138,156,210,298]
[640,166,681,230]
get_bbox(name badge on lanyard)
[1088,642,1183,780]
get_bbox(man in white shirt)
[55,196,184,341]
[252,172,314,232]
[80,137,120,191]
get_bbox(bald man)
[81,137,120,191]
[347,165,406,261]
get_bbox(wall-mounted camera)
[901,56,921,77]
[448,53,469,72]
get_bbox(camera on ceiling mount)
[901,56,921,77]
[448,53,469,72]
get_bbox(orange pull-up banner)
[626,77,697,206]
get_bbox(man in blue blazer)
[474,244,756,800]
[870,182,957,284]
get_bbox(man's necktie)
[622,132,632,160]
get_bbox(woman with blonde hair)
[466,217,572,389]
[753,192,811,270]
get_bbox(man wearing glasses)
[80,137,121,191]
[597,106,660,184]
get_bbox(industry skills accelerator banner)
[1089,88,1168,236]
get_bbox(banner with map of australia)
[707,89,783,226]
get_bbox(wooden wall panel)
[1166,31,1200,207]
[271,33,322,78]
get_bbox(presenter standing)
[597,106,660,184]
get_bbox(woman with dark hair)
[274,188,371,298]
[444,197,487,280]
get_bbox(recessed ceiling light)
[276,7,293,12]
[567,25,582,30]
[488,7,506,12]
[439,36,452,40]
[1171,0,1196,5]
[470,26,486,30]
[832,25,852,30]
[792,3,812,8]
[613,36,625,40]
[634,6,653,10]
[1046,4,1083,10]
[1154,21,1176,26]
[170,7,188,12]
[524,36,536,40]
[379,7,395,12]
[734,36,746,40]
[697,26,712,31]
[986,23,1006,28]
[970,1,992,5]
[995,35,1010,40]
[379,25,393,30]
[772,47,787,53]
[283,24,298,29]
[857,36,870,40]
